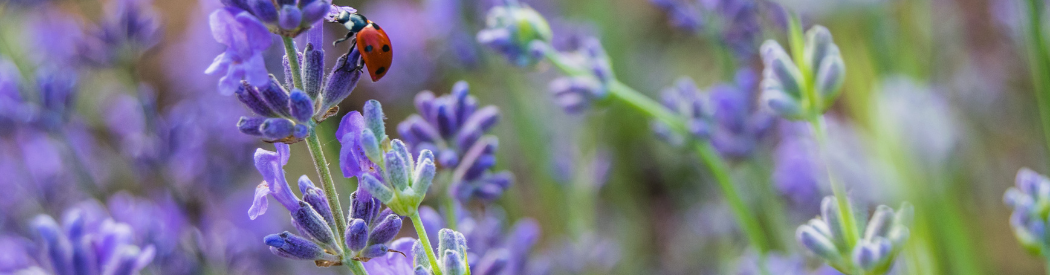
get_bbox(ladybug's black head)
[336,12,369,33]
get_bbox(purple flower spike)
[318,51,364,115]
[248,0,279,23]
[302,43,325,99]
[206,7,273,95]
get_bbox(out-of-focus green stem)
[410,211,445,275]
[807,117,860,248]
[1022,0,1050,164]
[606,77,771,254]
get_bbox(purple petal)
[249,182,271,220]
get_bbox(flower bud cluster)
[796,196,913,274]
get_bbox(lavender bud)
[399,115,443,144]
[360,244,390,259]
[392,139,414,171]
[820,196,847,248]
[864,205,895,240]
[237,116,266,136]
[299,176,334,226]
[415,91,437,121]
[815,53,844,109]
[456,106,500,149]
[413,158,436,196]
[259,76,292,116]
[364,100,387,141]
[235,83,276,116]
[435,103,457,138]
[249,0,279,23]
[368,214,403,245]
[350,191,381,223]
[804,26,834,74]
[361,129,382,164]
[291,201,335,248]
[279,5,302,30]
[417,149,435,167]
[415,266,433,275]
[33,215,73,275]
[413,240,431,269]
[293,124,309,139]
[360,174,394,202]
[442,250,467,275]
[852,238,892,271]
[477,2,553,67]
[289,89,314,123]
[261,118,295,140]
[439,149,459,167]
[346,219,369,251]
[319,51,363,115]
[101,246,141,275]
[387,151,411,191]
[302,43,324,99]
[265,232,332,260]
[300,1,329,27]
[796,225,840,262]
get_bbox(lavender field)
[0,0,1045,274]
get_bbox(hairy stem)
[410,211,445,275]
[283,36,305,90]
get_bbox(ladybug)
[333,11,393,82]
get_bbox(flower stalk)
[411,211,445,275]
[1022,0,1050,168]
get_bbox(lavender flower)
[477,0,553,67]
[222,0,333,37]
[545,37,614,114]
[397,82,513,202]
[652,77,712,147]
[1004,168,1050,257]
[342,100,437,216]
[343,189,405,261]
[796,196,912,274]
[29,205,156,275]
[80,0,161,66]
[526,234,621,275]
[206,6,273,95]
[760,25,845,119]
[708,70,774,158]
[0,58,28,137]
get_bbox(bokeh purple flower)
[206,6,273,95]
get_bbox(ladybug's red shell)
[356,22,393,82]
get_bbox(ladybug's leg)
[354,54,365,71]
[337,39,360,71]
[333,31,356,46]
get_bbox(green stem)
[410,211,445,275]
[694,143,770,254]
[347,260,369,275]
[808,117,860,248]
[305,130,354,269]
[1022,0,1050,164]
[282,36,305,90]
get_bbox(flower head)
[477,0,553,67]
[796,196,912,274]
[1005,168,1050,257]
[397,82,513,203]
[343,189,406,261]
[222,0,333,37]
[418,205,540,274]
[760,25,845,119]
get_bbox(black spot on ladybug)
[364,45,373,53]
[382,45,390,52]
[372,23,382,30]
[375,66,386,75]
